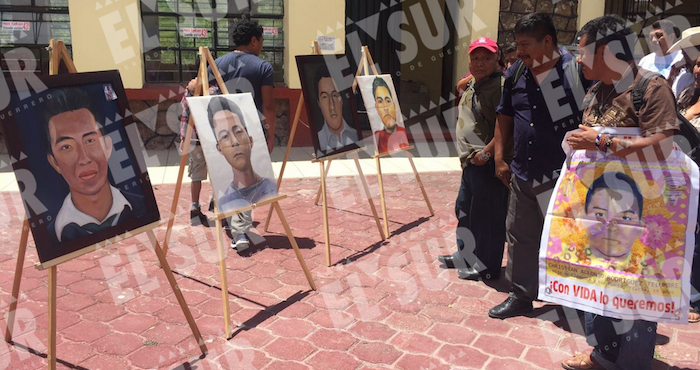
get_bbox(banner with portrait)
[539,127,699,324]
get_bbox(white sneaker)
[231,234,250,252]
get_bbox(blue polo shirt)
[497,51,586,183]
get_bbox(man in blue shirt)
[489,12,588,319]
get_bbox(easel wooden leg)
[47,266,56,370]
[146,231,208,353]
[5,219,29,343]
[272,203,316,290]
[375,157,390,238]
[314,159,332,206]
[353,153,385,240]
[264,94,305,232]
[320,162,331,267]
[213,218,232,339]
[406,153,434,216]
[162,121,194,258]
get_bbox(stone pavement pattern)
[0,171,697,369]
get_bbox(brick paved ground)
[0,171,697,369]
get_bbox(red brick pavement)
[0,172,697,369]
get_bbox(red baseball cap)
[469,37,498,54]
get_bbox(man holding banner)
[554,15,692,370]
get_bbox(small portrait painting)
[296,54,363,158]
[186,93,277,215]
[0,71,160,268]
[357,74,410,155]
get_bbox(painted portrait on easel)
[357,74,410,155]
[186,93,277,215]
[0,71,160,268]
[296,54,363,158]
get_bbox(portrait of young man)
[313,67,358,153]
[296,54,362,159]
[0,72,159,265]
[43,87,149,244]
[357,75,410,155]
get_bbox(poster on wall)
[357,74,410,155]
[186,93,277,215]
[0,71,161,268]
[539,127,699,323]
[296,54,363,159]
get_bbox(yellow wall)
[69,0,144,89]
[453,0,499,86]
[577,0,606,30]
[284,0,346,89]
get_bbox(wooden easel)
[3,40,207,370]
[160,47,316,339]
[261,41,386,267]
[351,46,434,237]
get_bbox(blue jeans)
[585,313,656,370]
[454,160,509,277]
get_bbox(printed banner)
[182,28,207,38]
[539,127,699,324]
[2,21,30,31]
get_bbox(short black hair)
[371,77,392,100]
[230,19,263,47]
[585,172,643,220]
[577,15,635,62]
[43,87,103,156]
[207,96,247,138]
[313,66,332,102]
[652,19,681,40]
[514,12,558,46]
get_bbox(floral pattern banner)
[539,127,699,324]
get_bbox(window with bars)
[141,0,284,84]
[0,0,71,75]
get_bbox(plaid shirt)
[180,84,222,142]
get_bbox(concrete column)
[453,0,500,87]
[578,0,606,30]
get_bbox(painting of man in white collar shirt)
[314,68,358,152]
[42,87,148,244]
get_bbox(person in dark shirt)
[489,12,588,319]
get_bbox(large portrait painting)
[0,71,160,268]
[186,93,277,216]
[296,54,363,158]
[357,74,410,155]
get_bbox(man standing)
[437,36,509,281]
[638,20,683,79]
[489,12,587,319]
[561,15,678,370]
[43,88,147,243]
[208,19,276,249]
[314,68,357,153]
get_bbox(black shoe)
[208,198,215,212]
[190,208,210,227]
[437,252,462,269]
[457,267,481,281]
[488,295,533,319]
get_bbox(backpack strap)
[632,71,662,113]
[581,81,602,112]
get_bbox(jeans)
[454,160,509,277]
[585,313,657,370]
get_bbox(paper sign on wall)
[182,28,208,38]
[263,27,278,36]
[317,36,336,51]
[2,21,30,31]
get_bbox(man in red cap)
[437,36,510,282]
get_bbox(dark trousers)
[454,160,509,278]
[505,174,555,301]
[585,313,657,370]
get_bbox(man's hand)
[470,151,490,166]
[567,125,598,151]
[495,159,511,188]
